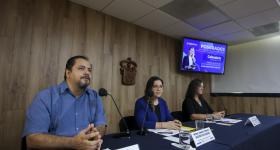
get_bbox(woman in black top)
[182,79,225,120]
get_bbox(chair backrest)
[21,137,27,150]
[119,116,139,132]
[171,111,187,122]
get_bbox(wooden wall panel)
[0,0,211,149]
[210,97,280,117]
[0,0,279,149]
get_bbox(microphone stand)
[137,97,151,136]
[108,94,131,138]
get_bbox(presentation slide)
[180,38,227,74]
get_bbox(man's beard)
[78,77,90,90]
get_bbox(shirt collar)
[59,81,91,94]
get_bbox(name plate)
[190,127,215,147]
[245,116,261,127]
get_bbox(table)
[200,114,280,150]
[102,131,230,150]
[102,114,280,150]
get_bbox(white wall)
[212,35,280,93]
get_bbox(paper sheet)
[116,144,140,150]
[163,136,180,143]
[148,129,179,136]
[215,122,234,126]
[162,137,196,150]
[171,143,196,150]
[216,118,242,124]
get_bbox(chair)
[119,116,139,132]
[21,137,27,150]
[171,111,187,122]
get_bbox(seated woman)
[134,76,182,129]
[182,79,225,121]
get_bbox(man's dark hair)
[64,55,89,80]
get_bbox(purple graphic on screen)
[180,38,227,74]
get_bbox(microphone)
[137,89,154,136]
[98,88,108,97]
[98,88,131,138]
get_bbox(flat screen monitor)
[179,37,227,74]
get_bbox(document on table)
[216,118,242,124]
[163,137,196,150]
[148,129,179,136]
[215,122,234,126]
[115,144,140,150]
[163,136,179,143]
[171,143,196,150]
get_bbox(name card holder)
[190,127,215,147]
[244,116,261,127]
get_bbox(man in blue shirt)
[22,56,107,150]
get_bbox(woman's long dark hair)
[184,79,204,100]
[144,76,164,100]
[144,76,164,111]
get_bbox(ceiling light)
[276,0,280,7]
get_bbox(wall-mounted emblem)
[120,58,137,85]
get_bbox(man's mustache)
[81,76,90,80]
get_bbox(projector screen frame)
[178,37,228,75]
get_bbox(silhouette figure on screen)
[182,47,197,70]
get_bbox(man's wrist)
[68,136,78,149]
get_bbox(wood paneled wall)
[0,0,211,149]
[210,96,280,116]
[0,0,279,149]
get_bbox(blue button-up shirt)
[22,81,107,137]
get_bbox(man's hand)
[72,124,102,150]
[96,125,107,137]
